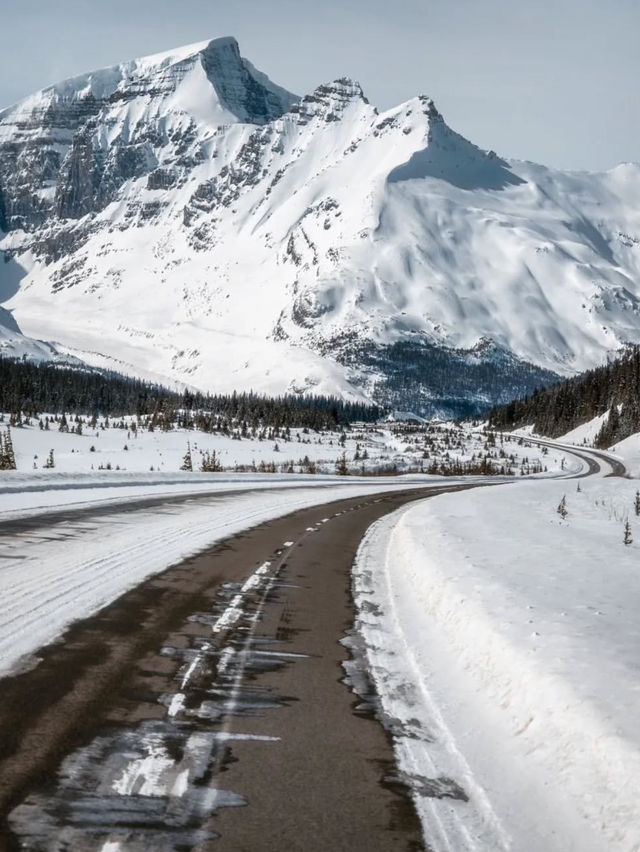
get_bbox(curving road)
[509,434,628,478]
[0,484,477,852]
[0,437,628,851]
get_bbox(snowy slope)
[1,37,640,413]
[0,305,83,365]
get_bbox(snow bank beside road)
[355,479,640,852]
[0,478,440,679]
[0,470,435,522]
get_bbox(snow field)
[8,417,375,474]
[355,478,640,851]
[613,432,640,477]
[3,415,570,477]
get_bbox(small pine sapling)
[624,519,633,546]
[557,495,568,520]
[336,452,348,476]
[180,442,193,472]
[200,450,222,472]
[634,491,640,517]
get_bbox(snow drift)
[355,479,640,851]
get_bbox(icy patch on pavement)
[240,561,271,593]
[167,693,186,718]
[112,731,179,797]
[9,546,304,848]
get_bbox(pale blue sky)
[1,0,637,170]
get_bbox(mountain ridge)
[1,37,639,416]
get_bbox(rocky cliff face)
[0,37,296,230]
[1,37,639,415]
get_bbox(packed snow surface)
[0,472,449,678]
[355,474,640,851]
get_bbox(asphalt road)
[514,435,628,478]
[0,484,473,852]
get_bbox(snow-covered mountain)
[1,36,639,416]
[0,306,85,366]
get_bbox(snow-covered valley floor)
[0,419,577,677]
[355,470,640,852]
[2,416,628,851]
[3,414,568,476]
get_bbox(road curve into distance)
[514,435,628,478]
[0,437,626,850]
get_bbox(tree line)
[357,339,558,419]
[487,346,640,447]
[0,356,380,430]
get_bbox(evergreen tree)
[0,355,380,429]
[0,428,17,470]
[180,443,193,472]
[488,345,640,447]
[200,450,222,472]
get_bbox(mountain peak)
[201,35,239,52]
[114,34,298,125]
[195,37,298,124]
[417,94,441,120]
[123,36,237,70]
[0,35,298,229]
[290,78,369,123]
[0,35,297,125]
[3,38,640,418]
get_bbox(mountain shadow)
[388,144,524,190]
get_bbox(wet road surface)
[0,485,472,851]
